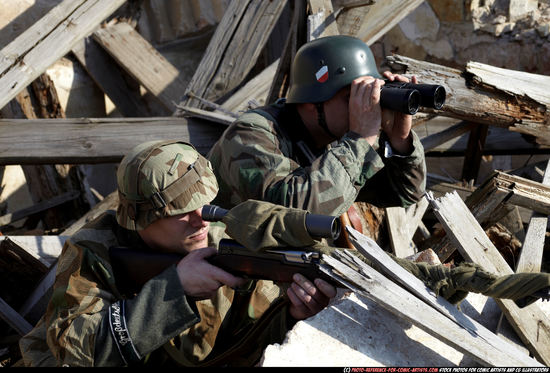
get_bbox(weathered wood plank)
[420,121,475,152]
[307,0,339,40]
[93,21,186,112]
[71,37,160,117]
[0,0,126,111]
[0,117,225,165]
[0,296,32,336]
[385,206,416,258]
[516,160,550,273]
[335,0,423,44]
[176,0,288,111]
[494,160,550,354]
[0,0,83,74]
[221,59,279,114]
[427,190,550,365]
[0,236,66,270]
[0,191,79,228]
[321,236,540,366]
[385,55,550,146]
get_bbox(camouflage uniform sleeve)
[45,239,200,367]
[209,111,425,216]
[356,130,427,208]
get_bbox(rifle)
[109,206,342,294]
[380,81,446,115]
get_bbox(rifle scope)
[202,205,341,241]
[380,81,446,115]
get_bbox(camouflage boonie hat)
[116,140,219,231]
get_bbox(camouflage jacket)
[19,211,289,367]
[208,100,426,216]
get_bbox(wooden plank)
[320,239,540,366]
[0,0,126,111]
[420,121,475,152]
[517,160,550,273]
[221,59,279,114]
[0,191,79,228]
[93,21,185,112]
[176,0,288,111]
[0,236,66,269]
[385,207,416,258]
[461,123,489,183]
[71,37,160,117]
[423,125,550,156]
[0,0,83,74]
[426,190,550,365]
[335,0,423,44]
[266,0,307,104]
[307,0,340,40]
[385,55,550,146]
[175,106,235,127]
[405,196,430,238]
[0,117,225,165]
[8,72,96,230]
[494,172,550,215]
[494,160,550,354]
[0,296,32,336]
[467,61,550,107]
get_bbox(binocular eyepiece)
[380,80,446,115]
[202,205,341,241]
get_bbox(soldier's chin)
[186,234,209,251]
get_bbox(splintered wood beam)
[176,0,288,112]
[335,0,424,44]
[71,37,159,117]
[0,297,32,336]
[494,160,550,354]
[320,229,540,367]
[427,190,550,365]
[0,191,79,228]
[461,123,489,183]
[307,0,340,40]
[433,170,550,261]
[93,21,186,113]
[266,0,307,104]
[0,117,225,165]
[385,55,550,145]
[0,0,127,111]
[516,160,550,273]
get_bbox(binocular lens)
[433,86,446,110]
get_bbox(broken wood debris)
[0,0,549,368]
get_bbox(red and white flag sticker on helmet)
[315,65,329,83]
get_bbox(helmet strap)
[315,103,338,140]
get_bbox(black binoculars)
[380,80,446,115]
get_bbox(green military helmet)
[116,140,219,231]
[286,35,383,104]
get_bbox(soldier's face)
[139,208,210,254]
[323,86,351,138]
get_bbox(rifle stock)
[109,239,338,294]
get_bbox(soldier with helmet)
[18,140,337,367]
[208,35,426,217]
